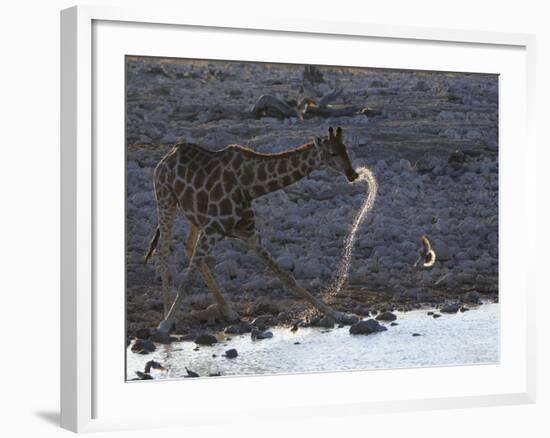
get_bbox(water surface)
[127,303,498,380]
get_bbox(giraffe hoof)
[157,319,174,335]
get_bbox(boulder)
[464,291,482,304]
[440,302,461,314]
[251,329,274,340]
[134,328,151,340]
[448,150,466,169]
[339,313,360,325]
[150,331,176,344]
[399,158,413,172]
[376,311,397,322]
[224,348,238,359]
[251,315,278,330]
[131,339,156,354]
[318,315,336,329]
[349,319,388,335]
[414,158,435,175]
[224,324,243,335]
[276,255,295,271]
[194,334,218,345]
[308,316,321,327]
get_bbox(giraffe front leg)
[244,234,350,324]
[185,224,239,322]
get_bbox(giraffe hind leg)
[185,223,240,322]
[159,226,223,332]
[155,195,177,318]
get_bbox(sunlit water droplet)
[323,166,378,299]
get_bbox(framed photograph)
[61,5,536,432]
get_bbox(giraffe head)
[314,127,359,182]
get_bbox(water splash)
[323,166,378,297]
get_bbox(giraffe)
[144,127,359,333]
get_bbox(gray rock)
[448,150,466,167]
[464,291,482,304]
[134,328,151,340]
[224,348,238,359]
[318,315,336,328]
[308,316,321,326]
[349,319,388,335]
[131,339,156,354]
[276,255,295,271]
[251,315,278,330]
[376,311,397,322]
[415,158,435,174]
[399,158,413,172]
[149,331,176,344]
[339,313,360,325]
[440,302,461,314]
[251,329,274,340]
[224,323,252,334]
[194,334,218,345]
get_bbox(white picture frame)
[60,4,537,433]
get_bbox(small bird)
[414,235,437,268]
[132,360,166,380]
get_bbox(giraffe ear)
[335,127,343,141]
[313,137,323,148]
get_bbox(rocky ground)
[125,56,498,339]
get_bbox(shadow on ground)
[34,410,59,427]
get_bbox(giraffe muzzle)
[347,170,359,182]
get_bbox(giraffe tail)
[144,227,160,264]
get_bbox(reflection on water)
[127,303,499,381]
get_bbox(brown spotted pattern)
[150,128,356,327]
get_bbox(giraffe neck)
[231,142,323,199]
